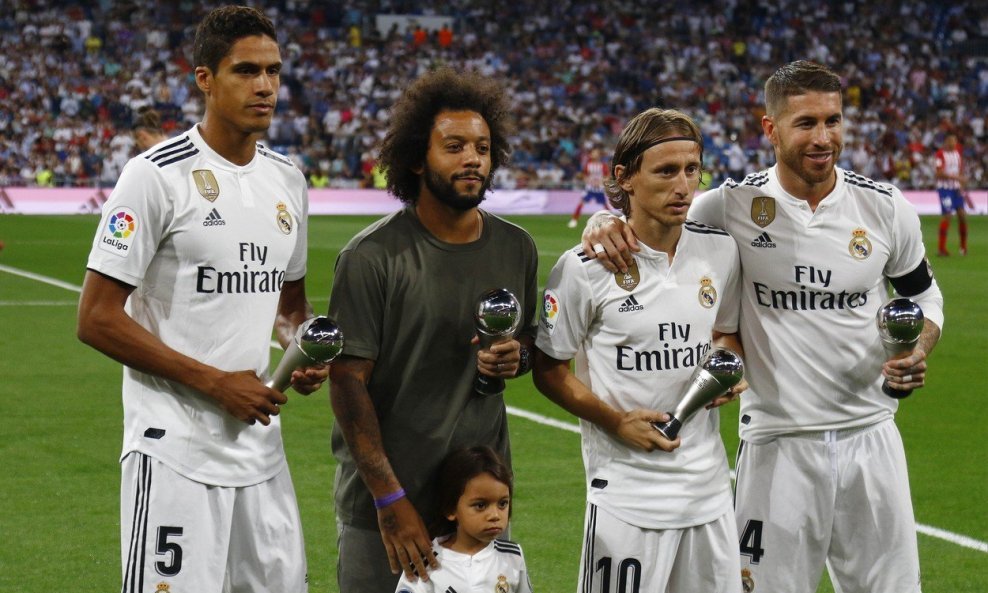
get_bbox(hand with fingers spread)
[378,496,440,581]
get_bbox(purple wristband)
[373,488,406,509]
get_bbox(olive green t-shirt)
[328,206,539,530]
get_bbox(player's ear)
[195,66,212,94]
[614,165,633,193]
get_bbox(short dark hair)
[605,108,703,217]
[764,60,842,117]
[193,5,277,73]
[433,445,513,537]
[378,68,514,204]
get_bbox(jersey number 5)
[155,526,184,576]
[739,519,765,564]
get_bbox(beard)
[777,138,843,187]
[424,168,490,211]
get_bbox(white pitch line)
[506,406,988,554]
[7,262,985,554]
[0,264,82,292]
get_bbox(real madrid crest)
[750,196,775,228]
[741,568,755,593]
[698,276,717,308]
[276,201,293,235]
[155,583,171,593]
[192,170,220,202]
[848,227,871,260]
[495,575,509,593]
[614,260,640,292]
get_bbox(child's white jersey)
[395,537,533,593]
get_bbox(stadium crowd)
[1,0,986,190]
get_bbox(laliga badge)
[98,207,138,257]
[276,201,293,234]
[614,260,640,292]
[698,276,717,308]
[193,170,220,202]
[541,289,560,335]
[751,196,775,228]
[848,227,872,260]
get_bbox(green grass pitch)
[0,213,985,592]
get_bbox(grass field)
[0,213,985,592]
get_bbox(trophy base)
[882,381,913,399]
[474,374,506,396]
[651,417,682,440]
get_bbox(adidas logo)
[751,232,776,248]
[618,295,644,313]
[203,208,226,227]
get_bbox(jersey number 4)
[739,520,765,564]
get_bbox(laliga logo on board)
[99,207,138,257]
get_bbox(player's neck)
[441,531,490,556]
[415,193,483,244]
[776,166,836,212]
[197,120,259,167]
[629,217,683,260]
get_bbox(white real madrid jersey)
[690,166,938,443]
[537,223,741,529]
[395,537,533,593]
[86,125,309,486]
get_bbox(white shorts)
[734,419,921,593]
[120,453,307,593]
[577,503,740,593]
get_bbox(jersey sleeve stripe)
[685,220,729,236]
[146,139,195,163]
[257,146,295,167]
[154,148,200,168]
[492,540,522,556]
[844,171,894,197]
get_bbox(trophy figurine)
[474,288,523,396]
[876,298,924,399]
[652,348,745,440]
[265,316,344,392]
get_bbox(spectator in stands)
[131,106,170,152]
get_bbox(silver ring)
[902,374,912,383]
[497,363,503,372]
[592,243,606,254]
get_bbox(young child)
[395,446,534,593]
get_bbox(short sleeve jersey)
[536,222,741,529]
[689,166,937,442]
[395,537,533,593]
[86,125,309,486]
[328,207,539,530]
[935,148,962,190]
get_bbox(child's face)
[448,472,510,551]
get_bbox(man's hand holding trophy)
[473,288,523,396]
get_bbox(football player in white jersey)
[582,61,944,593]
[535,108,744,593]
[77,6,326,592]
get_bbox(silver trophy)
[265,316,344,392]
[474,288,523,396]
[652,348,745,440]
[876,298,924,399]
